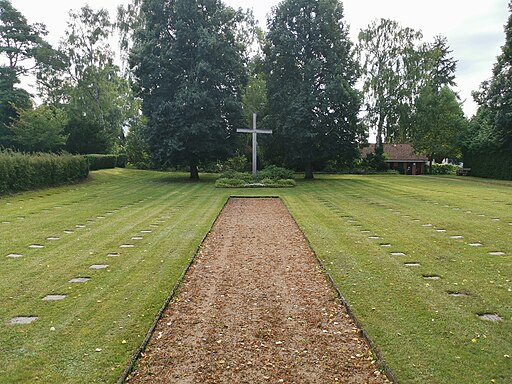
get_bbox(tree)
[428,35,457,92]
[472,1,512,150]
[412,86,467,170]
[0,0,49,76]
[0,67,30,146]
[39,6,139,154]
[357,19,428,146]
[8,105,68,152]
[265,0,361,179]
[0,0,51,146]
[130,0,250,179]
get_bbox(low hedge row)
[430,163,460,175]
[84,154,127,170]
[0,151,89,195]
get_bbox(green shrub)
[215,178,247,188]
[116,154,127,168]
[219,170,253,182]
[430,163,460,175]
[84,154,118,170]
[256,165,294,181]
[0,151,89,195]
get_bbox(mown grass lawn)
[1,170,510,383]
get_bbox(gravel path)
[129,198,388,383]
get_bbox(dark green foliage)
[257,165,294,180]
[430,163,460,175]
[0,151,88,194]
[83,154,119,170]
[362,145,388,172]
[412,86,467,166]
[463,149,512,180]
[265,0,361,179]
[8,105,68,152]
[466,1,512,179]
[125,121,152,169]
[130,0,250,179]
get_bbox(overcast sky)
[10,0,510,117]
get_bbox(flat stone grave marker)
[97,216,106,219]
[361,230,371,233]
[42,294,66,301]
[64,230,74,234]
[452,208,460,211]
[69,277,90,283]
[76,224,86,228]
[132,236,143,240]
[8,316,38,324]
[479,313,502,322]
[412,219,420,222]
[380,243,392,247]
[491,218,500,221]
[368,236,380,239]
[448,291,469,297]
[107,253,120,257]
[150,224,159,227]
[29,244,44,249]
[488,251,505,256]
[47,237,60,241]
[2,221,11,224]
[120,244,134,248]
[405,262,421,267]
[436,229,447,233]
[90,264,109,269]
[422,224,433,227]
[450,235,464,239]
[465,211,472,214]
[105,211,114,215]
[469,243,483,247]
[391,252,406,256]
[7,253,23,258]
[423,275,441,280]
[141,230,152,233]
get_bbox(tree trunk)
[189,163,199,180]
[304,161,314,180]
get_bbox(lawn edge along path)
[282,198,398,384]
[124,197,391,383]
[117,198,230,384]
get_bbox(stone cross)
[237,113,272,178]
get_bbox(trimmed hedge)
[84,154,126,170]
[0,151,89,195]
[430,163,460,175]
[463,149,512,180]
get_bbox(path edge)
[117,197,231,384]
[281,198,399,384]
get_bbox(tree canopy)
[265,0,361,179]
[130,0,250,179]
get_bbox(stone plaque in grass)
[9,316,38,324]
[423,275,441,280]
[368,236,380,239]
[90,264,109,269]
[29,244,44,249]
[436,229,447,233]
[405,262,421,267]
[391,252,406,256]
[76,225,86,228]
[2,221,11,224]
[141,230,152,233]
[107,253,120,257]
[469,243,483,247]
[47,237,60,241]
[478,313,502,322]
[7,253,23,258]
[380,243,392,247]
[448,291,470,297]
[488,251,505,256]
[120,244,134,248]
[64,230,74,234]
[69,277,90,283]
[450,235,464,239]
[97,216,106,219]
[422,224,433,227]
[42,294,66,301]
[131,236,143,240]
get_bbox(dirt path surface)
[129,198,388,383]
